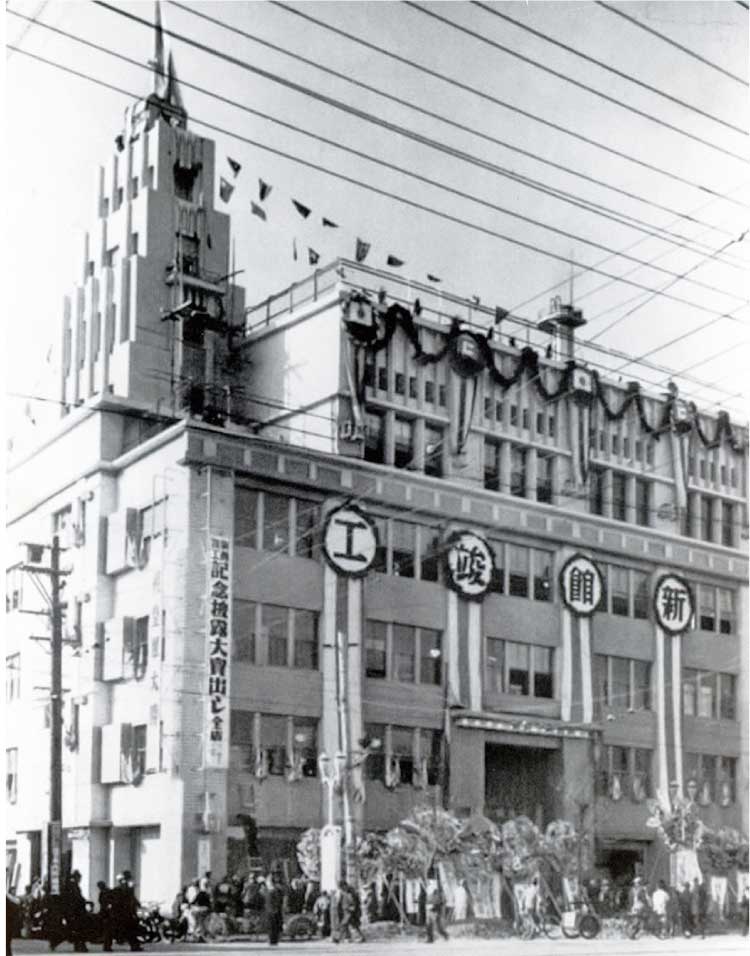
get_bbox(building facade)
[5,21,748,905]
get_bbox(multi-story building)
[6,16,748,904]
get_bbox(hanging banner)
[205,535,232,768]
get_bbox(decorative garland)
[342,291,745,452]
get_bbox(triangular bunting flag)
[427,274,441,283]
[322,217,339,228]
[494,306,509,324]
[387,255,404,268]
[259,179,272,201]
[308,248,320,266]
[250,202,267,221]
[219,178,234,203]
[355,238,370,263]
[471,295,481,306]
[292,199,311,219]
[227,157,241,177]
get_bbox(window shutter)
[102,618,125,681]
[105,510,126,574]
[100,724,123,783]
[145,718,160,773]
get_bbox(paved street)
[10,935,749,956]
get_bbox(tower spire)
[150,1,168,99]
[144,1,187,127]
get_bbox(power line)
[268,0,750,207]
[163,5,749,258]
[13,7,745,289]
[471,1,746,136]
[11,42,749,334]
[596,2,749,87]
[586,233,747,343]
[6,0,49,59]
[406,1,747,160]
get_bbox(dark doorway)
[597,847,644,883]
[484,744,556,827]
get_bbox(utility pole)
[15,537,67,895]
[49,536,64,896]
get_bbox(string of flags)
[218,156,446,284]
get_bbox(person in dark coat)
[691,878,708,939]
[62,871,89,953]
[425,883,449,944]
[263,875,285,947]
[107,874,142,952]
[6,891,21,956]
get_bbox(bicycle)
[627,907,668,940]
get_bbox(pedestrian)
[651,880,669,936]
[453,880,468,922]
[347,883,365,943]
[741,886,749,937]
[678,882,692,937]
[313,890,331,938]
[6,890,21,956]
[191,881,211,942]
[263,873,285,947]
[692,877,708,939]
[425,881,449,944]
[108,873,142,952]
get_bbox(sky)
[5,0,749,446]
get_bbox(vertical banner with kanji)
[559,553,604,724]
[205,536,232,768]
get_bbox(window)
[633,660,651,710]
[589,467,605,516]
[486,638,505,694]
[484,440,501,492]
[510,447,526,497]
[391,726,414,784]
[365,621,387,679]
[682,668,698,716]
[532,549,552,602]
[718,588,734,634]
[610,566,629,616]
[508,545,529,597]
[719,673,736,721]
[720,464,727,486]
[235,487,258,548]
[262,714,287,775]
[106,246,120,269]
[420,529,441,582]
[363,358,375,389]
[6,749,18,804]
[424,424,443,478]
[364,723,386,780]
[548,415,556,438]
[699,585,716,632]
[393,625,416,682]
[129,232,139,256]
[393,417,414,469]
[721,502,734,548]
[291,717,318,777]
[537,453,554,504]
[611,656,630,709]
[419,629,442,685]
[633,748,652,799]
[377,366,388,391]
[522,408,529,430]
[612,473,627,521]
[709,460,716,483]
[132,725,147,778]
[489,540,505,594]
[263,605,288,667]
[730,467,737,488]
[424,380,435,404]
[510,405,518,427]
[293,610,318,669]
[598,655,651,712]
[533,646,553,698]
[131,616,149,680]
[612,434,620,455]
[263,493,289,553]
[496,401,504,423]
[174,164,197,201]
[718,756,736,804]
[438,384,447,407]
[6,654,20,702]
[483,396,492,419]
[536,412,544,435]
[295,500,320,559]
[394,372,405,396]
[364,409,386,464]
[370,515,388,573]
[408,376,417,399]
[700,496,712,542]
[623,437,630,459]
[697,672,716,718]
[633,571,649,620]
[392,521,415,577]
[232,600,256,663]
[420,729,442,786]
[635,479,650,527]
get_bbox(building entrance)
[484,744,557,827]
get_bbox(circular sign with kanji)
[653,573,694,635]
[322,504,378,578]
[559,553,603,617]
[444,530,495,600]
